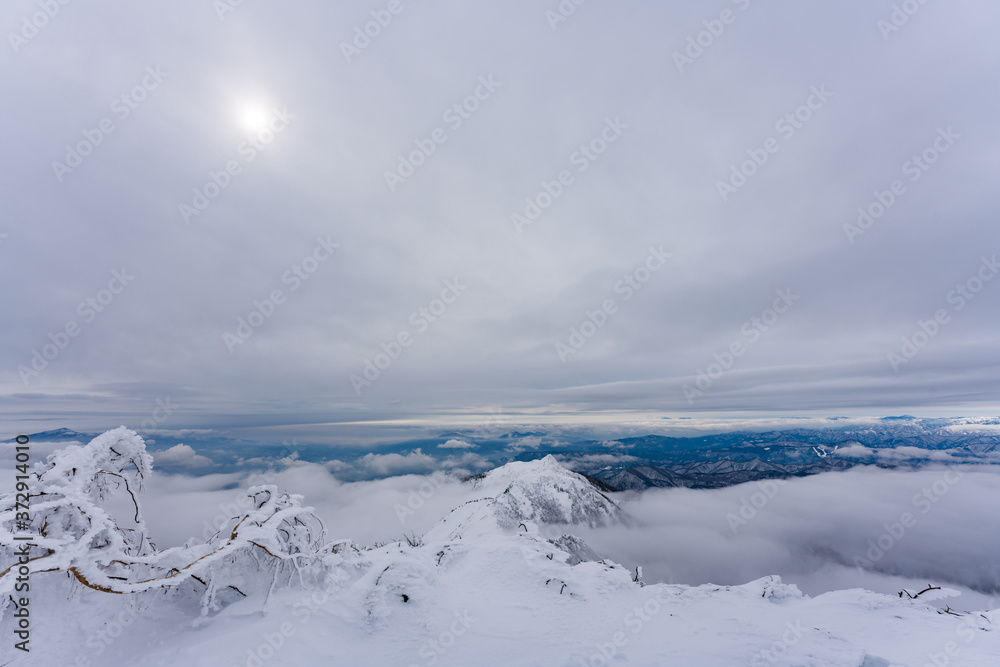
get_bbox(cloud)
[834,443,875,458]
[835,444,989,463]
[152,444,213,469]
[3,2,1000,425]
[874,447,963,462]
[599,440,633,450]
[440,452,492,473]
[574,465,1000,606]
[325,459,351,473]
[505,436,543,453]
[131,462,474,550]
[14,439,998,613]
[438,439,476,449]
[554,453,643,469]
[358,449,437,476]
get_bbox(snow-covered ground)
[2,429,998,666]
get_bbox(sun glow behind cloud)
[239,104,270,132]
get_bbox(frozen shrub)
[0,428,325,611]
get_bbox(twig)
[914,584,941,599]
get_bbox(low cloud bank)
[8,439,997,608]
[575,465,1000,600]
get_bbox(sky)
[2,0,999,437]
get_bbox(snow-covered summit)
[469,454,624,527]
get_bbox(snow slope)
[2,430,998,666]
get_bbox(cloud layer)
[53,451,997,611]
[2,1,1000,430]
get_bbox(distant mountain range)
[508,417,1000,490]
[8,416,1000,487]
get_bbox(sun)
[240,106,269,132]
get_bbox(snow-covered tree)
[0,428,326,609]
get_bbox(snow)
[470,454,623,526]
[2,430,998,666]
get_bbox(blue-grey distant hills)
[8,416,999,486]
[510,416,1000,490]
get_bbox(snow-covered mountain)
[2,429,998,666]
[467,454,624,527]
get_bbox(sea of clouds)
[7,436,999,613]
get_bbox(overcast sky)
[2,0,999,435]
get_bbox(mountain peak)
[469,455,624,528]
